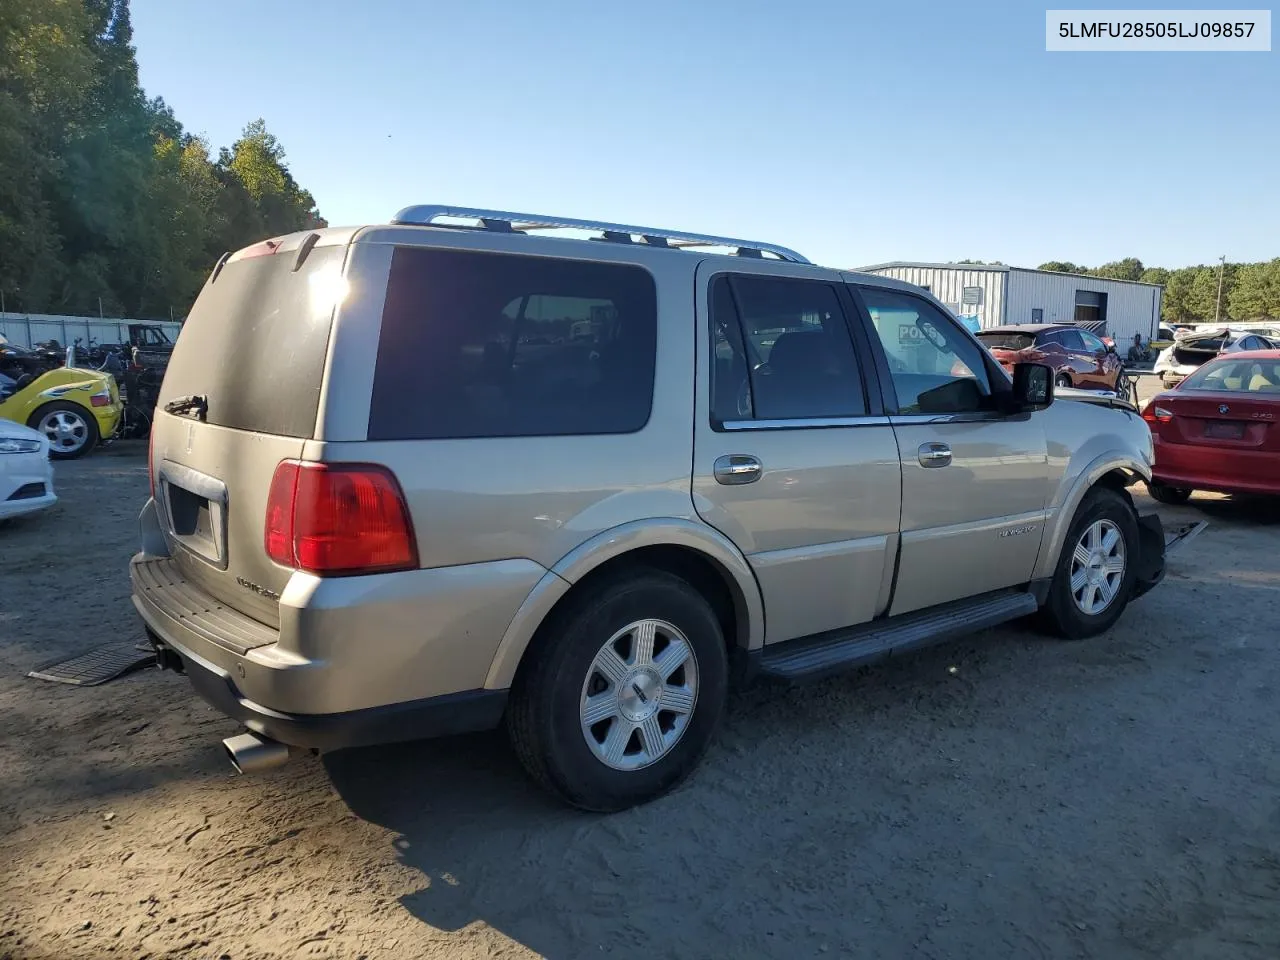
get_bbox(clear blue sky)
[131,0,1277,270]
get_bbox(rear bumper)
[94,400,123,440]
[129,488,544,748]
[144,629,506,751]
[1132,512,1167,599]
[1152,439,1280,496]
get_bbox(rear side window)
[1055,328,1086,351]
[709,274,868,423]
[159,244,346,438]
[976,332,1035,351]
[368,248,656,440]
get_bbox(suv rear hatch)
[150,234,348,632]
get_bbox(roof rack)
[390,205,810,264]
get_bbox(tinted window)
[1055,328,1086,351]
[369,248,656,440]
[159,244,345,438]
[859,287,992,414]
[1079,330,1107,352]
[976,332,1035,351]
[709,274,866,422]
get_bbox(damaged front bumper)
[1132,514,1207,599]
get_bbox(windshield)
[1181,357,1280,393]
[976,332,1036,351]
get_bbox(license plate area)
[157,461,228,569]
[1204,421,1245,440]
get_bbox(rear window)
[367,247,657,440]
[1181,358,1280,393]
[976,332,1035,351]
[158,244,346,438]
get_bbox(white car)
[1153,326,1278,388]
[0,419,56,521]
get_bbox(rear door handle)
[714,455,762,485]
[918,442,952,468]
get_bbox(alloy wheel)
[1070,519,1126,616]
[579,618,699,771]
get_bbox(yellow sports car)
[0,367,123,459]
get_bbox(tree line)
[1036,258,1280,326]
[0,0,322,321]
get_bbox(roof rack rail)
[389,205,810,264]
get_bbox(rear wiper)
[164,394,208,421]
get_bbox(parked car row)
[1153,325,1280,388]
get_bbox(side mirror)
[1011,362,1054,411]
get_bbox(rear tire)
[1055,373,1073,388]
[1040,487,1140,640]
[1147,481,1192,505]
[28,401,99,460]
[506,570,728,812]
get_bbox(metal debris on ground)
[28,642,156,686]
[1165,520,1209,556]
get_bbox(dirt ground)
[3,414,1280,960]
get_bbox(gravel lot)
[2,412,1279,960]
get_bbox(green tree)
[1229,259,1280,320]
[1037,261,1083,274]
[1091,258,1145,282]
[0,0,324,318]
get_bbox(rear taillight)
[264,461,417,576]
[1142,404,1174,424]
[147,431,155,499]
[90,390,111,407]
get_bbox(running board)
[758,590,1040,682]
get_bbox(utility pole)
[1214,255,1226,323]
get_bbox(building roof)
[856,261,1165,289]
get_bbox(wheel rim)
[1070,519,1127,616]
[38,409,89,454]
[579,618,699,772]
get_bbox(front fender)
[1032,451,1152,581]
[483,518,766,690]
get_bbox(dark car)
[976,324,1123,391]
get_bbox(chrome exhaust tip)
[222,731,291,774]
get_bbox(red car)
[976,324,1123,391]
[1142,349,1280,503]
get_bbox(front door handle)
[713,454,762,485]
[918,442,952,468]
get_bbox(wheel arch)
[1033,453,1149,581]
[484,519,765,690]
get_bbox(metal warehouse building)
[857,262,1164,345]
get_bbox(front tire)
[506,570,728,812]
[1055,373,1073,388]
[28,401,99,459]
[1040,487,1140,640]
[1147,481,1192,505]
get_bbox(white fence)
[0,313,184,350]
